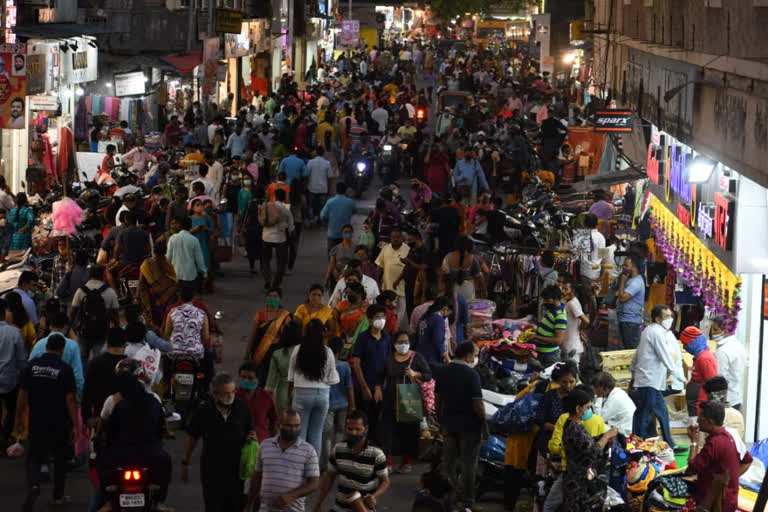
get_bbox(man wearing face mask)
[616,254,645,349]
[312,410,389,512]
[709,316,747,411]
[245,410,320,511]
[531,285,568,368]
[236,361,278,443]
[679,326,719,423]
[629,305,684,450]
[182,373,257,511]
[452,147,489,206]
[433,341,488,511]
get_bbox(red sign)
[677,203,691,227]
[714,193,734,251]
[647,144,660,184]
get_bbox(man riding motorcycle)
[97,359,171,506]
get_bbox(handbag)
[396,354,424,423]
[409,354,435,414]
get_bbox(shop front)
[640,126,768,441]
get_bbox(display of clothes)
[83,94,156,139]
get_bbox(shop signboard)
[224,23,249,59]
[340,20,359,46]
[594,110,634,132]
[0,42,25,129]
[114,71,146,97]
[25,53,45,94]
[202,37,219,96]
[29,95,58,110]
[646,129,737,269]
[215,9,244,34]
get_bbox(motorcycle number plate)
[119,494,146,507]
[128,280,139,289]
[175,373,194,385]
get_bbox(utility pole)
[186,0,196,54]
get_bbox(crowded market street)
[2,1,768,512]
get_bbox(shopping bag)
[239,440,260,480]
[132,345,162,386]
[396,382,424,423]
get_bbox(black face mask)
[281,429,300,442]
[347,434,366,446]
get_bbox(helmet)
[115,358,150,384]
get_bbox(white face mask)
[661,318,674,330]
[394,343,410,355]
[372,318,386,330]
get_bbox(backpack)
[258,202,280,227]
[78,284,109,340]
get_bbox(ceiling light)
[687,155,717,184]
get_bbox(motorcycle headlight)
[356,162,366,172]
[383,144,393,151]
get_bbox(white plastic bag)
[132,345,162,385]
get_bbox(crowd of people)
[0,33,757,512]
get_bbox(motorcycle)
[345,155,375,198]
[167,353,206,422]
[377,143,399,186]
[117,263,140,305]
[104,466,161,511]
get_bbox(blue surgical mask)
[582,407,593,422]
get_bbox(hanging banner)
[340,20,359,46]
[224,23,249,58]
[25,53,45,95]
[0,42,26,129]
[202,37,219,96]
[114,71,146,97]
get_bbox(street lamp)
[663,80,722,103]
[687,155,717,184]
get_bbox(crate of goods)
[467,299,496,341]
[599,349,635,390]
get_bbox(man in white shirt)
[593,372,636,436]
[558,275,589,363]
[375,228,410,329]
[204,152,224,202]
[190,164,215,200]
[328,262,379,309]
[371,101,389,135]
[630,304,685,450]
[710,317,747,410]
[579,213,606,286]
[260,188,294,289]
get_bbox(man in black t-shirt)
[15,333,78,508]
[107,210,150,290]
[81,328,126,425]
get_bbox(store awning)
[13,23,116,39]
[160,51,202,75]
[570,169,647,192]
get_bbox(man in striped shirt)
[246,410,320,511]
[531,285,567,368]
[312,410,390,511]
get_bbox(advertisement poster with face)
[0,43,27,129]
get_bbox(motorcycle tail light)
[176,361,195,371]
[196,372,205,379]
[124,470,142,481]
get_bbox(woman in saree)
[137,240,178,333]
[244,287,292,383]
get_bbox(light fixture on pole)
[687,155,717,184]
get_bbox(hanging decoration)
[648,194,741,333]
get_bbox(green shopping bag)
[396,381,424,423]
[239,440,260,480]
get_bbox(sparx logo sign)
[594,110,634,132]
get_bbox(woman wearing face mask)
[442,235,483,300]
[374,331,432,474]
[533,361,579,475]
[325,224,356,290]
[189,199,215,278]
[237,174,254,218]
[560,388,617,512]
[334,282,368,339]
[287,318,340,457]
[265,321,302,415]
[294,284,337,339]
[244,287,293,380]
